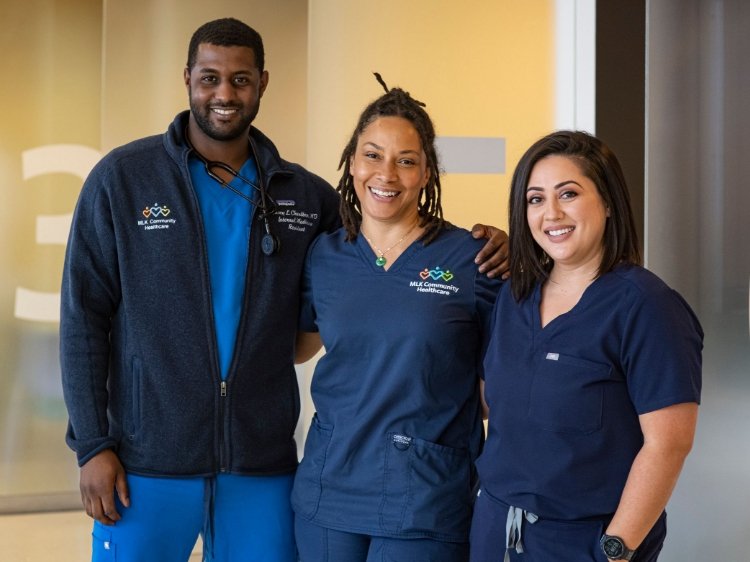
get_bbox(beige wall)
[306,0,555,230]
[101,0,309,160]
[0,0,555,501]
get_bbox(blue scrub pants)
[91,473,295,562]
[296,516,469,562]
[469,489,666,562]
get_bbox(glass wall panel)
[0,0,103,511]
[646,0,750,559]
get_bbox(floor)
[0,510,202,561]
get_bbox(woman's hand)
[604,402,698,551]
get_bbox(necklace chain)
[361,222,419,267]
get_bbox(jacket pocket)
[292,414,333,519]
[379,433,472,538]
[127,356,142,442]
[528,352,612,434]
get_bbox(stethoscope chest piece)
[261,233,280,256]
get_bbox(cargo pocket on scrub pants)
[379,433,471,537]
[92,523,116,561]
[293,414,333,519]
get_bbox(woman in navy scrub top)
[471,131,702,562]
[292,77,502,561]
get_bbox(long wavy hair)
[509,130,642,301]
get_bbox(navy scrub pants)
[469,488,667,562]
[296,516,470,562]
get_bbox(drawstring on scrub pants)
[505,505,538,561]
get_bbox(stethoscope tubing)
[185,130,280,255]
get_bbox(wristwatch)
[600,534,636,560]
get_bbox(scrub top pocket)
[379,432,473,539]
[528,353,613,435]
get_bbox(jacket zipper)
[181,145,228,474]
[219,380,227,472]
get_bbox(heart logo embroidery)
[419,267,455,283]
[143,204,171,218]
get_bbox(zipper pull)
[220,381,227,397]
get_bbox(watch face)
[602,537,624,557]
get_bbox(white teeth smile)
[212,108,237,116]
[370,187,398,198]
[548,227,574,236]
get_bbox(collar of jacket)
[165,110,294,182]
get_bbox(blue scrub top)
[291,226,501,541]
[189,156,258,379]
[477,264,703,521]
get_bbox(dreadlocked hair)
[337,73,449,244]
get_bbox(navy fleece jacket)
[60,111,340,476]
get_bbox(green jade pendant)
[362,223,419,269]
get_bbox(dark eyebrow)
[196,67,253,76]
[526,180,582,192]
[554,180,583,189]
[362,141,420,156]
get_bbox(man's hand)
[471,224,510,279]
[80,449,130,525]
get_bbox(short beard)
[189,93,259,142]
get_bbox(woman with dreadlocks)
[290,75,502,561]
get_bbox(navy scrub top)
[477,264,703,521]
[292,226,501,542]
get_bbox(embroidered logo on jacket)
[137,203,176,231]
[409,266,460,295]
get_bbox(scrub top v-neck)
[354,230,422,274]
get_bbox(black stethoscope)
[185,130,280,256]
